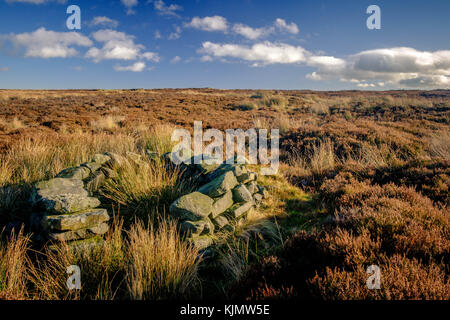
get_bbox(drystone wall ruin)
[30,151,268,250]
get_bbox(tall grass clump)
[140,124,178,155]
[126,220,201,300]
[0,228,31,300]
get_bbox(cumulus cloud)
[274,18,299,34]
[8,27,92,58]
[168,26,181,40]
[185,16,228,32]
[153,0,182,17]
[199,41,308,66]
[170,56,181,63]
[91,16,119,28]
[86,29,159,62]
[121,0,138,15]
[232,24,272,40]
[114,61,147,72]
[309,47,450,88]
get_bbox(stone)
[210,190,233,218]
[202,218,215,235]
[245,181,258,194]
[169,192,214,221]
[56,166,91,180]
[232,184,253,203]
[198,171,238,198]
[42,208,109,232]
[31,178,100,214]
[104,152,126,167]
[91,154,111,165]
[212,215,230,230]
[237,171,257,184]
[189,236,213,250]
[229,201,254,219]
[180,220,206,237]
[253,193,263,203]
[257,186,269,199]
[85,171,106,192]
[189,154,222,174]
[47,222,109,242]
[81,161,102,174]
[100,166,117,179]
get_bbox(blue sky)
[0,0,449,89]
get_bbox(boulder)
[47,222,109,242]
[228,201,254,219]
[81,161,102,174]
[31,178,100,214]
[180,220,206,237]
[42,208,109,232]
[56,166,90,180]
[91,154,111,165]
[210,190,233,218]
[232,184,253,203]
[104,152,126,167]
[212,215,230,230]
[198,171,238,197]
[189,236,213,250]
[237,171,257,184]
[169,192,214,221]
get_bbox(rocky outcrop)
[169,158,268,250]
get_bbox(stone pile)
[169,159,268,249]
[30,153,120,244]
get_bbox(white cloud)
[168,26,181,40]
[274,18,299,34]
[185,16,228,32]
[121,0,138,15]
[154,30,162,39]
[308,47,450,88]
[199,41,308,65]
[170,56,181,63]
[91,16,119,28]
[8,27,92,58]
[232,24,272,40]
[86,29,159,62]
[114,61,147,72]
[153,0,182,17]
[6,0,66,4]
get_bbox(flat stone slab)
[31,178,100,214]
[211,190,233,218]
[47,222,109,242]
[42,208,109,232]
[232,184,253,203]
[229,201,254,219]
[56,166,91,180]
[169,192,214,221]
[198,171,238,198]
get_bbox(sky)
[0,0,449,90]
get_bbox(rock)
[81,161,102,174]
[180,220,206,237]
[229,201,254,219]
[42,208,109,232]
[212,215,230,230]
[189,236,213,250]
[210,190,233,218]
[100,166,117,179]
[202,218,215,235]
[47,222,109,242]
[48,236,105,253]
[232,184,253,203]
[104,152,126,167]
[31,178,100,214]
[245,181,258,194]
[253,193,263,204]
[257,186,269,199]
[237,171,257,184]
[91,154,111,165]
[169,192,214,221]
[56,166,91,180]
[85,171,106,192]
[198,171,238,197]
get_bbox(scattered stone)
[169,192,214,221]
[42,208,109,232]
[47,222,109,242]
[198,171,238,197]
[232,184,253,203]
[210,190,233,218]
